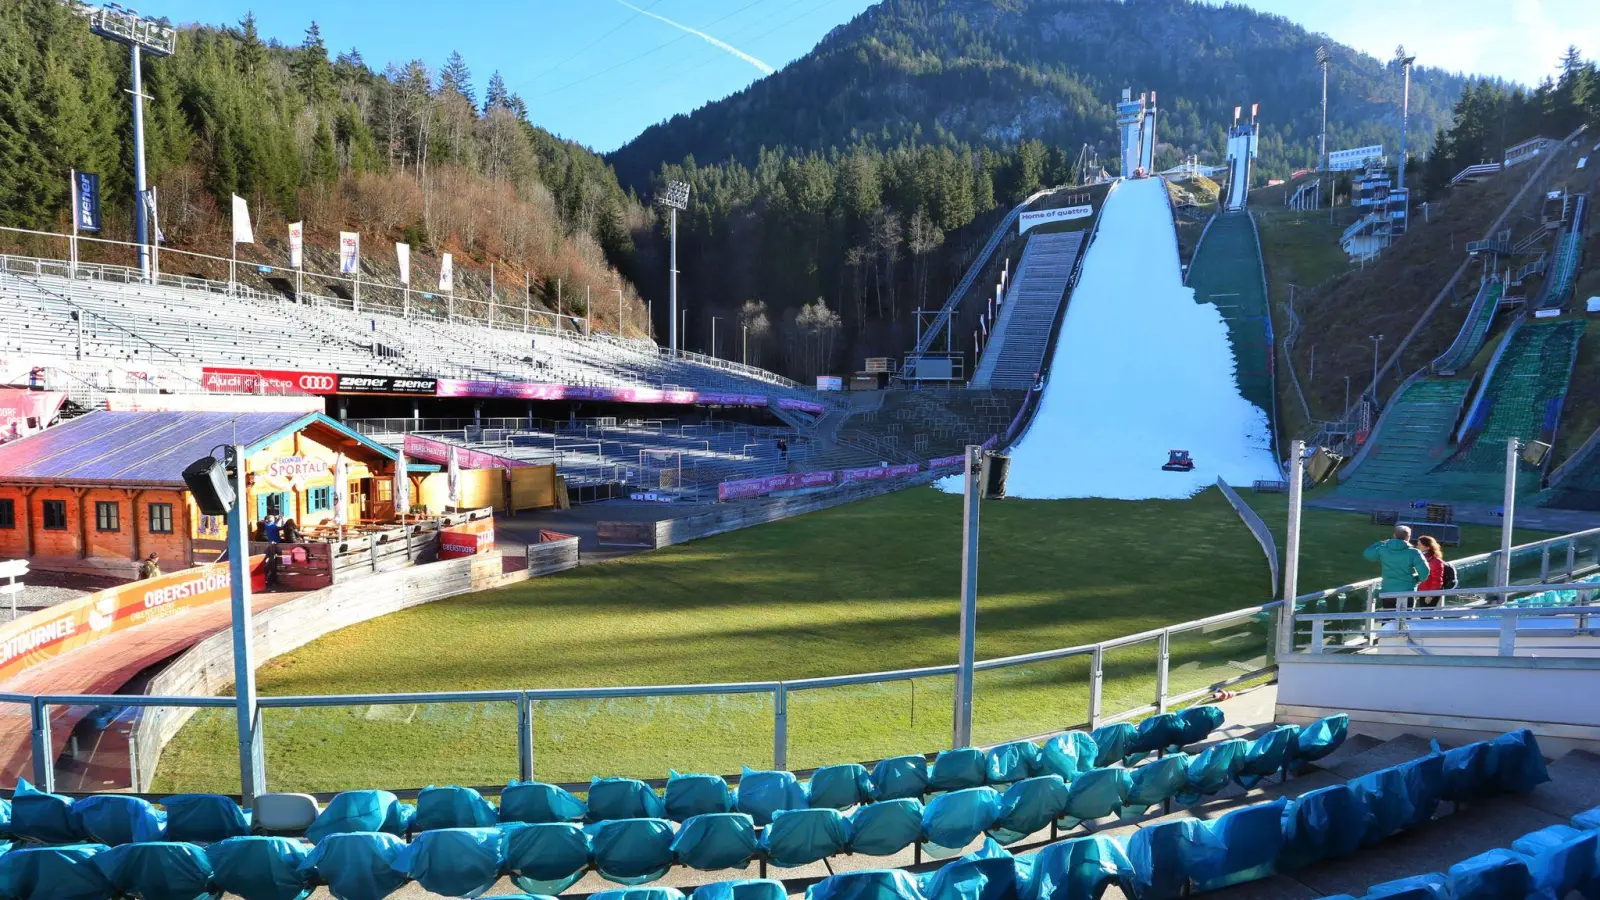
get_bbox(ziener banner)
[1018,205,1094,235]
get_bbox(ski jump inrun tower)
[1117,88,1157,178]
[1224,103,1261,211]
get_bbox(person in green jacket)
[1363,526,1430,608]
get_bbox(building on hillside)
[1328,144,1384,172]
[0,410,435,577]
[1505,136,1555,168]
[1341,159,1410,260]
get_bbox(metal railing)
[1300,602,1600,657]
[0,599,1279,795]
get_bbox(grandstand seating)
[1432,320,1584,502]
[0,269,823,407]
[970,231,1084,390]
[3,724,1588,900]
[1431,279,1505,375]
[1331,378,1471,500]
[1185,212,1276,437]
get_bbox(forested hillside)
[0,0,647,333]
[611,0,1470,190]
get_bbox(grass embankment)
[154,487,1552,794]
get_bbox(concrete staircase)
[971,231,1084,389]
[1331,378,1471,500]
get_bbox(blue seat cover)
[1361,874,1450,900]
[9,779,81,844]
[298,832,409,900]
[1171,706,1224,749]
[690,879,787,900]
[735,768,808,827]
[1125,754,1189,815]
[587,778,667,823]
[1174,739,1247,805]
[761,808,851,868]
[71,795,167,845]
[1287,714,1348,767]
[670,813,757,871]
[205,836,312,900]
[1060,767,1131,827]
[0,844,115,900]
[590,890,687,900]
[1039,733,1098,781]
[502,822,591,896]
[1278,785,1365,870]
[1235,725,1297,789]
[990,776,1070,846]
[985,742,1042,785]
[499,782,586,825]
[1126,818,1217,900]
[1089,724,1136,768]
[664,773,734,823]
[161,795,251,844]
[392,827,504,898]
[919,840,1020,900]
[808,764,875,810]
[805,869,925,900]
[92,841,219,900]
[586,818,676,885]
[1446,849,1533,900]
[871,756,931,801]
[1018,834,1132,900]
[414,786,498,831]
[304,792,413,844]
[1188,798,1286,891]
[931,749,989,793]
[849,799,925,857]
[922,788,1002,853]
[1511,825,1599,900]
[1128,714,1184,759]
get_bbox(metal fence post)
[1310,619,1325,653]
[773,684,788,771]
[1568,541,1577,580]
[1541,546,1551,583]
[30,699,52,791]
[1498,611,1517,656]
[517,693,534,782]
[1155,630,1171,714]
[1088,645,1104,729]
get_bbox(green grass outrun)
[152,487,1549,794]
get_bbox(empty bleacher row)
[970,231,1084,390]
[4,722,1587,900]
[0,265,824,409]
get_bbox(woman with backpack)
[1415,536,1455,607]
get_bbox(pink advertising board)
[717,470,837,501]
[928,455,965,469]
[840,463,922,484]
[434,380,769,408]
[776,397,826,414]
[403,433,533,469]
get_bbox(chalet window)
[95,501,120,532]
[375,480,392,502]
[148,503,174,535]
[0,499,13,529]
[307,487,332,512]
[42,500,67,530]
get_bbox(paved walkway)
[0,587,304,790]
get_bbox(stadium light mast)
[80,4,176,283]
[1396,55,1416,191]
[659,181,691,355]
[1315,46,1330,171]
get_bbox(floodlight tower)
[1315,46,1330,172]
[80,3,176,283]
[1397,55,1416,191]
[658,180,691,355]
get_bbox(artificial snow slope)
[998,177,1279,499]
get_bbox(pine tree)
[237,12,264,78]
[483,70,510,114]
[440,50,473,105]
[292,22,333,104]
[310,118,338,183]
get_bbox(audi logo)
[298,375,337,392]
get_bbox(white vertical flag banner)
[439,253,454,291]
[338,232,360,275]
[231,194,254,244]
[394,451,411,515]
[447,445,461,508]
[396,242,411,285]
[288,222,303,268]
[331,455,349,520]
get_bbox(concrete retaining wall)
[600,474,940,551]
[131,535,578,790]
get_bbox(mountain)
[0,0,647,332]
[610,0,1472,191]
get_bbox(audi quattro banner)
[1018,204,1094,235]
[201,367,437,396]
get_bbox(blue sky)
[153,0,1598,153]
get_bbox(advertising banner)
[1018,205,1094,235]
[201,366,337,396]
[0,560,245,683]
[717,470,837,501]
[259,455,333,491]
[104,393,323,414]
[396,242,410,285]
[288,222,303,268]
[335,374,437,395]
[840,463,922,484]
[439,518,495,560]
[776,397,826,414]
[435,380,769,408]
[73,171,102,232]
[338,231,360,275]
[0,389,65,443]
[231,194,254,244]
[816,376,844,391]
[928,454,965,469]
[403,433,533,469]
[439,253,454,291]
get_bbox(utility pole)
[1368,333,1384,401]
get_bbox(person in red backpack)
[1415,536,1447,607]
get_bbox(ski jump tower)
[1116,89,1157,177]
[1224,104,1261,211]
